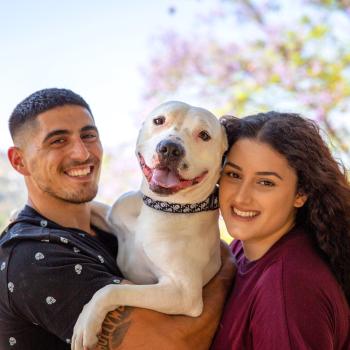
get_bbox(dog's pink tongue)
[152,168,180,188]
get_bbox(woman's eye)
[225,171,240,179]
[198,130,211,141]
[258,180,275,187]
[153,116,165,125]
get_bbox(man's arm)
[96,241,235,350]
[5,239,123,345]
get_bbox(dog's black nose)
[156,140,185,161]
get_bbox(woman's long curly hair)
[221,111,350,304]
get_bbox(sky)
[1,0,349,156]
[0,0,207,152]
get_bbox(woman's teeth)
[233,207,259,218]
[66,167,91,177]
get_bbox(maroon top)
[211,227,350,350]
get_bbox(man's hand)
[95,241,235,350]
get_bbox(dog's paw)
[71,301,105,350]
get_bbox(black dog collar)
[142,186,219,214]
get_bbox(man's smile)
[65,166,93,178]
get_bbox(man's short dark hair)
[9,88,93,140]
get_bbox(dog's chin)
[148,183,178,196]
[147,171,208,196]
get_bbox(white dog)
[72,101,228,350]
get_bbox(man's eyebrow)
[42,129,69,144]
[81,125,98,133]
[42,125,98,144]
[224,161,283,180]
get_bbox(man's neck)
[27,196,94,236]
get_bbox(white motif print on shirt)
[35,252,45,260]
[75,264,83,275]
[46,296,56,305]
[60,237,69,244]
[8,282,14,293]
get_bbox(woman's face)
[219,138,307,260]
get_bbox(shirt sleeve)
[6,239,122,344]
[250,262,336,350]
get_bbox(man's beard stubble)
[29,154,101,204]
[38,181,98,204]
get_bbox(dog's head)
[137,101,228,202]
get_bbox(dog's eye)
[153,116,165,125]
[198,130,211,141]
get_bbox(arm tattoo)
[96,306,133,349]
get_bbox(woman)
[212,112,350,349]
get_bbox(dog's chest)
[116,214,167,284]
[117,235,162,284]
[116,205,220,284]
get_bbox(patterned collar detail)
[142,187,219,214]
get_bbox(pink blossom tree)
[142,0,350,164]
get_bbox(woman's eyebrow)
[224,161,241,170]
[256,171,283,180]
[224,161,283,180]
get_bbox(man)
[0,88,234,350]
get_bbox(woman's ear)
[294,192,308,208]
[8,147,30,176]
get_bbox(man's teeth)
[233,207,258,218]
[66,167,91,177]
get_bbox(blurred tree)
[0,152,26,230]
[142,0,350,165]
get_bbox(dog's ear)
[219,115,231,127]
[219,115,241,147]
[219,115,237,153]
[219,115,240,165]
[219,115,238,127]
[221,125,228,153]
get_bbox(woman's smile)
[231,206,260,220]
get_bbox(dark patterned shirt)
[0,205,123,350]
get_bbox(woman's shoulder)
[260,228,348,317]
[278,227,335,279]
[250,227,346,303]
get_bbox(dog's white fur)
[72,101,228,350]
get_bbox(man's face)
[19,105,103,204]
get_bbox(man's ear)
[8,147,30,176]
[294,192,308,208]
